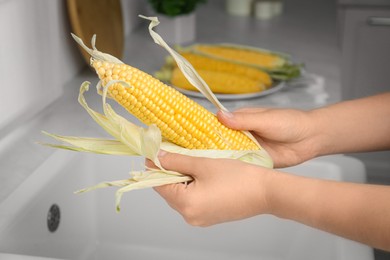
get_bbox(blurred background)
[0,0,389,258]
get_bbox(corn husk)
[41,16,273,212]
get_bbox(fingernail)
[220,110,234,118]
[158,150,167,158]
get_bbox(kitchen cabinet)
[338,4,390,260]
[338,4,390,180]
[339,2,390,99]
[338,2,390,184]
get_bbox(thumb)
[157,150,203,178]
[217,109,268,131]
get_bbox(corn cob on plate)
[40,16,273,211]
[155,41,301,99]
[182,43,302,81]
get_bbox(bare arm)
[151,152,390,251]
[150,93,390,250]
[309,92,390,155]
[268,170,390,250]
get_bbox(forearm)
[266,170,390,250]
[309,92,390,156]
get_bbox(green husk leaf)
[268,63,303,81]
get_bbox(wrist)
[264,169,320,224]
[306,108,331,158]
[242,165,277,216]
[259,167,280,215]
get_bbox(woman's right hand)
[218,93,390,168]
[217,108,319,168]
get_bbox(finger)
[145,158,157,169]
[145,154,200,181]
[158,151,205,179]
[154,182,183,200]
[153,182,190,211]
[154,180,190,195]
[231,107,269,113]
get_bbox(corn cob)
[155,52,273,94]
[179,52,273,85]
[181,44,301,81]
[167,67,266,94]
[91,60,259,150]
[193,44,284,69]
[41,21,272,212]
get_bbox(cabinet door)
[341,8,390,99]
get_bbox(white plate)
[174,81,286,100]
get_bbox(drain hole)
[47,204,60,233]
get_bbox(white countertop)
[0,0,342,203]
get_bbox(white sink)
[0,151,374,260]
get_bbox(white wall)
[0,0,147,132]
[121,0,148,37]
[0,0,84,131]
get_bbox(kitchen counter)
[125,0,341,111]
[0,0,341,203]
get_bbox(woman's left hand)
[146,151,273,227]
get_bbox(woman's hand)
[217,108,318,168]
[148,151,390,250]
[146,93,390,250]
[147,151,273,227]
[218,93,390,168]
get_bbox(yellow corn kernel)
[193,44,285,69]
[180,52,272,87]
[171,67,266,94]
[92,60,259,151]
